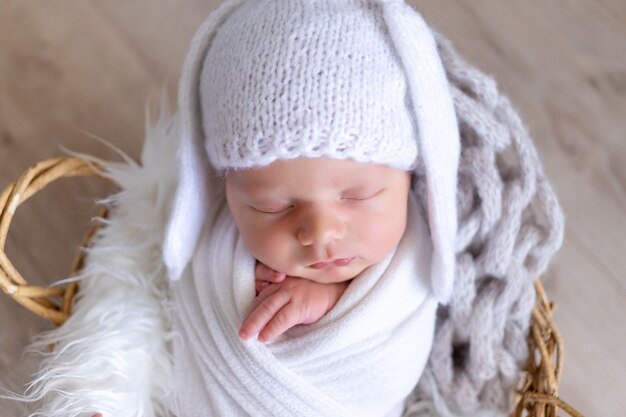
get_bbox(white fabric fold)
[171,191,438,417]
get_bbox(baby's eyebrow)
[233,170,387,194]
[237,183,288,200]
[240,181,281,192]
[228,172,274,188]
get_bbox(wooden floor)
[1,1,624,416]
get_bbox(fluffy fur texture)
[13,104,180,417]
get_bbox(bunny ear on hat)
[380,0,461,305]
[163,0,245,281]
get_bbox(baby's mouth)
[308,257,355,269]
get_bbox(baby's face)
[225,157,412,284]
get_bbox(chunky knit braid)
[409,33,565,414]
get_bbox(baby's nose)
[296,207,346,246]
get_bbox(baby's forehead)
[226,157,407,192]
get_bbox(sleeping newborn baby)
[162,0,460,416]
[170,156,441,417]
[232,157,413,343]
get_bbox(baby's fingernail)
[259,332,275,342]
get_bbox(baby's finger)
[255,261,286,283]
[258,302,303,342]
[255,280,270,295]
[251,283,282,309]
[239,289,290,340]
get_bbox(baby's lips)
[309,257,355,269]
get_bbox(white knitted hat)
[199,0,418,170]
[164,0,460,304]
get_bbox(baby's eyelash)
[251,205,293,214]
[341,188,385,201]
[342,196,371,201]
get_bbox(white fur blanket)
[171,184,438,417]
[12,108,179,417]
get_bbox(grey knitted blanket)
[407,33,564,415]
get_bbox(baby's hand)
[254,261,286,295]
[240,263,349,342]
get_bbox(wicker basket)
[0,157,584,417]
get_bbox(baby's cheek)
[246,229,294,272]
[356,212,406,260]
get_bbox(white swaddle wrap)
[171,190,439,417]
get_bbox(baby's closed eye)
[340,187,385,201]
